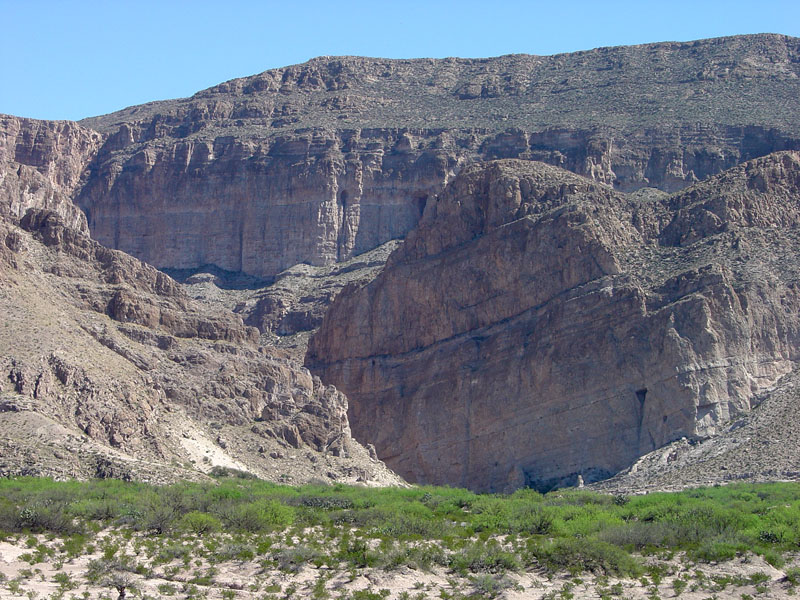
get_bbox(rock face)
[0,210,401,486]
[306,152,800,492]
[74,34,800,278]
[0,115,102,230]
[591,368,800,494]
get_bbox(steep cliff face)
[306,153,800,492]
[0,115,102,231]
[75,34,800,278]
[0,210,400,485]
[77,129,450,277]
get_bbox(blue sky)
[2,0,799,121]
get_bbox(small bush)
[274,544,325,572]
[337,538,376,568]
[450,539,521,574]
[469,573,516,598]
[16,504,80,535]
[215,543,255,562]
[689,540,740,563]
[216,500,294,532]
[287,495,355,510]
[509,504,553,535]
[536,538,642,576]
[598,521,676,550]
[180,511,221,534]
[140,505,178,534]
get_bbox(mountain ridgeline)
[71,33,800,278]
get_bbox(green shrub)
[16,504,80,534]
[274,544,325,572]
[784,567,800,585]
[215,542,255,562]
[508,504,553,535]
[140,504,178,534]
[761,548,785,568]
[536,538,642,576]
[375,541,448,571]
[688,539,740,563]
[337,538,376,568]
[450,539,521,574]
[287,495,354,510]
[209,466,256,479]
[215,499,294,532]
[69,498,119,521]
[469,573,516,598]
[158,582,178,595]
[180,511,222,534]
[598,521,676,550]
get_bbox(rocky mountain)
[72,34,800,280]
[0,110,400,484]
[306,152,800,492]
[592,367,800,494]
[3,33,800,492]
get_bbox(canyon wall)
[74,34,800,278]
[0,115,102,231]
[306,153,800,492]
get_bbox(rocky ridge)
[307,152,800,492]
[72,34,800,278]
[0,209,400,485]
[175,240,401,361]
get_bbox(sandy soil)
[1,532,798,599]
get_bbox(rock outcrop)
[0,210,401,486]
[0,115,102,230]
[306,152,800,492]
[74,34,800,278]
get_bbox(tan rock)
[0,115,102,230]
[0,211,402,486]
[74,35,800,278]
[307,153,800,492]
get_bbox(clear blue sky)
[2,0,798,122]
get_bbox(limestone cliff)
[74,34,800,278]
[0,115,102,230]
[306,152,800,492]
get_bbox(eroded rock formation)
[74,34,800,278]
[0,115,102,230]
[0,210,401,485]
[306,152,800,492]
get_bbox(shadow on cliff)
[161,264,274,290]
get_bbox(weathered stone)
[0,115,102,230]
[74,35,800,278]
[0,211,402,486]
[307,153,800,492]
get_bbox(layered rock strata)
[74,34,800,278]
[0,115,102,230]
[306,152,800,492]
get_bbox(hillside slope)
[0,209,400,485]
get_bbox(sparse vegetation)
[2,477,800,598]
